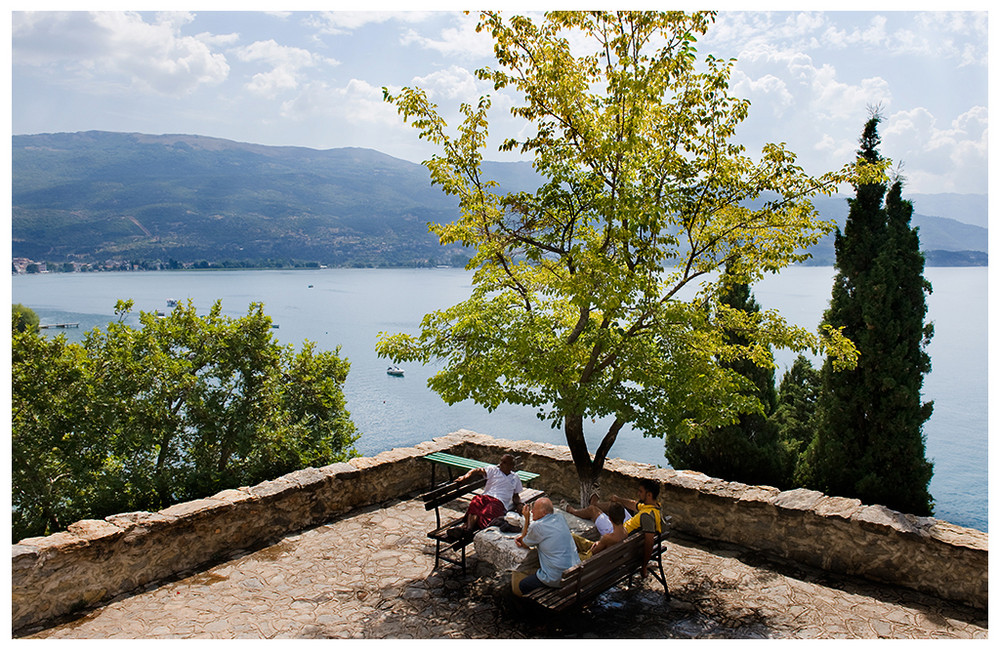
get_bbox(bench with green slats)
[421,451,542,573]
[423,451,539,484]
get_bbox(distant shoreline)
[12,253,986,276]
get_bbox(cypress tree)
[664,274,790,488]
[770,355,821,485]
[802,114,934,515]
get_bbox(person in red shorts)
[446,454,524,540]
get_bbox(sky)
[7,4,992,196]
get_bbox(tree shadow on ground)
[666,532,987,632]
[361,540,777,639]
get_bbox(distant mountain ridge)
[801,195,988,266]
[11,131,987,267]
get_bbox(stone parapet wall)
[11,436,452,633]
[11,430,988,633]
[454,431,988,611]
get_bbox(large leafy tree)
[12,300,359,540]
[11,314,96,540]
[379,11,863,501]
[12,303,39,333]
[802,114,934,515]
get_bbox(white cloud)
[810,69,892,121]
[882,105,987,193]
[307,11,432,36]
[820,11,988,64]
[234,39,339,98]
[399,13,494,59]
[153,11,196,31]
[708,12,828,52]
[412,65,481,101]
[821,15,888,49]
[280,78,401,126]
[711,11,987,68]
[731,71,794,117]
[195,32,241,48]
[13,11,230,95]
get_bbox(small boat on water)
[386,365,404,377]
[166,299,179,307]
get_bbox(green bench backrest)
[424,451,539,483]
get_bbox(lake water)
[10,266,988,532]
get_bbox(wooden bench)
[421,470,543,573]
[524,518,671,612]
[423,451,540,486]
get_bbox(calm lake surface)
[11,266,988,532]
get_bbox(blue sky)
[9,4,991,195]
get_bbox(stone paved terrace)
[22,492,988,640]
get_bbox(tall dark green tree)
[664,273,791,488]
[770,355,821,485]
[801,114,934,515]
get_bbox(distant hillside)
[907,193,988,229]
[11,131,987,267]
[801,195,988,266]
[13,131,528,267]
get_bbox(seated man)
[571,501,627,561]
[564,494,618,538]
[446,453,523,539]
[610,478,663,578]
[511,497,580,596]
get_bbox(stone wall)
[452,431,988,611]
[11,430,988,633]
[11,436,452,633]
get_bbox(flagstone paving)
[22,495,987,639]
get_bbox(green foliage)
[11,300,358,541]
[663,272,794,488]
[12,303,39,333]
[380,11,863,500]
[12,132,539,268]
[12,328,96,540]
[802,115,934,515]
[770,355,822,485]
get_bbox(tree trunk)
[564,413,600,506]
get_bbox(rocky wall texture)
[453,430,988,611]
[11,436,451,633]
[11,430,987,633]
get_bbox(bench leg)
[657,556,668,598]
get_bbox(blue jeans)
[518,572,545,595]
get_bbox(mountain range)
[11,131,987,267]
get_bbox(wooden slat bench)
[421,474,543,573]
[524,518,671,612]
[423,451,540,486]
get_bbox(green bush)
[11,299,358,541]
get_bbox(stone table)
[473,509,598,572]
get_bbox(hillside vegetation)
[12,131,986,267]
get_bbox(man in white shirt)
[446,454,524,539]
